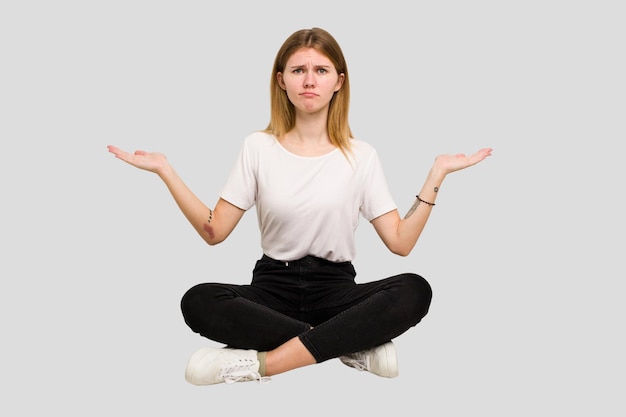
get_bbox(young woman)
[107,27,492,386]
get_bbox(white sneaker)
[339,341,399,378]
[185,347,271,385]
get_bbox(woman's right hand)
[107,145,169,176]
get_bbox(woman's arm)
[371,147,492,256]
[107,145,244,245]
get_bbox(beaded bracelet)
[416,195,435,207]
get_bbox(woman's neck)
[280,124,336,157]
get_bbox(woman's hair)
[264,27,353,155]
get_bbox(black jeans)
[180,254,432,363]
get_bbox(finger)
[107,145,122,154]
[470,149,492,163]
[107,146,128,158]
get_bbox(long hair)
[264,28,353,155]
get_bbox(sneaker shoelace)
[221,358,272,384]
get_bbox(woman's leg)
[264,336,316,376]
[180,282,310,352]
[266,272,432,376]
[181,280,318,384]
[181,256,432,384]
[299,272,433,363]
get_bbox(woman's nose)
[304,74,315,88]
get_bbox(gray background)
[2,0,624,416]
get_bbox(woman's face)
[277,47,344,115]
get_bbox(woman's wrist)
[428,165,447,183]
[157,161,176,180]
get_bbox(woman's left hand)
[434,147,493,175]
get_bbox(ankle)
[257,351,267,376]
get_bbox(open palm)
[107,145,169,174]
[435,148,493,175]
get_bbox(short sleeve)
[359,149,397,221]
[219,136,258,211]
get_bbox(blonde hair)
[264,28,353,155]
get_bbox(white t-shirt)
[219,131,396,262]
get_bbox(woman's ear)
[334,73,345,92]
[277,72,286,90]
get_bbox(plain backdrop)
[1,1,624,416]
